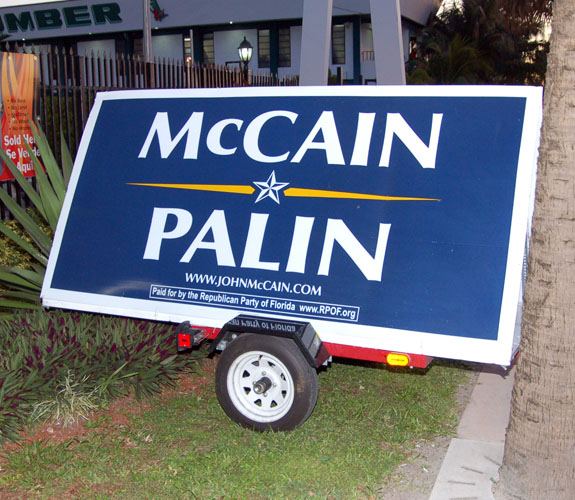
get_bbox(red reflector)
[178,332,192,348]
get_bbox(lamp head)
[238,36,253,64]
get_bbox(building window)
[332,24,345,64]
[133,37,144,58]
[184,36,192,62]
[258,29,270,68]
[278,27,291,67]
[115,38,128,56]
[202,32,214,64]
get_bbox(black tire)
[215,333,319,431]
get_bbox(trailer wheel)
[215,334,318,431]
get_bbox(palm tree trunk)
[495,0,575,497]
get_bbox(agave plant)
[0,122,72,316]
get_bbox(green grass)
[0,357,472,499]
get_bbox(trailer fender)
[208,314,331,369]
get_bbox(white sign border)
[42,85,543,366]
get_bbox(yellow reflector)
[387,353,410,367]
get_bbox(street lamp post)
[142,0,154,86]
[238,37,253,86]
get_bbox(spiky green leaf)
[27,118,66,198]
[0,189,51,255]
[60,127,74,185]
[9,267,44,287]
[0,289,42,301]
[0,298,41,310]
[34,170,61,231]
[0,148,45,219]
[20,140,61,231]
[0,268,41,291]
[24,138,66,206]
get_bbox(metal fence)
[0,45,298,219]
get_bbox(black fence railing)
[0,45,298,219]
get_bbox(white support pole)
[369,0,406,85]
[143,0,153,63]
[299,0,333,86]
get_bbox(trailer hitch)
[176,321,208,352]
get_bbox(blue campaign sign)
[42,86,542,365]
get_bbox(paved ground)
[429,364,515,500]
[378,363,514,500]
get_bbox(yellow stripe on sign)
[284,187,440,202]
[127,183,256,195]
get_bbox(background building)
[0,0,440,83]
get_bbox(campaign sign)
[42,86,542,365]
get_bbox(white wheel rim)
[226,350,295,423]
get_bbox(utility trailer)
[42,86,542,430]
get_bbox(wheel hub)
[253,375,273,395]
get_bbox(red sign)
[0,52,41,181]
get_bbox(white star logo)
[253,171,289,204]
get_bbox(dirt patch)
[0,359,217,499]
[377,368,479,500]
[0,358,217,459]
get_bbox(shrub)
[0,121,71,316]
[0,309,202,444]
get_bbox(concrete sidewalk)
[429,364,515,500]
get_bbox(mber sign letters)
[0,3,121,34]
